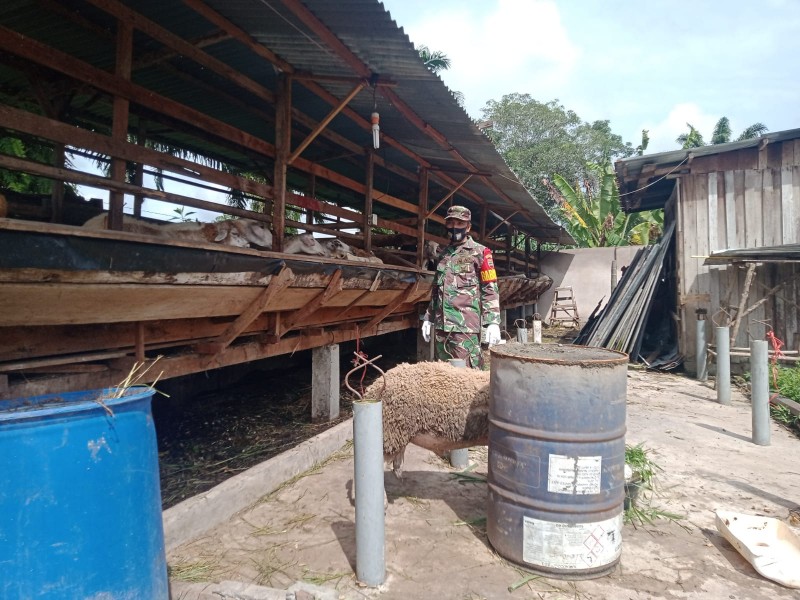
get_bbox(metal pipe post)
[695,313,707,381]
[448,358,469,468]
[515,319,528,344]
[353,400,385,586]
[532,314,542,344]
[750,340,771,446]
[716,326,731,405]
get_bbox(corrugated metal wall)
[678,139,800,371]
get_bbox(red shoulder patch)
[480,248,497,283]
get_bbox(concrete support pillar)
[312,344,339,421]
[750,340,771,446]
[448,358,469,469]
[715,327,731,405]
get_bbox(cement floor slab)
[167,369,800,600]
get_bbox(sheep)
[323,238,351,259]
[282,232,328,256]
[423,240,441,270]
[363,361,490,478]
[82,213,272,248]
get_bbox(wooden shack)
[616,129,800,372]
[0,0,572,399]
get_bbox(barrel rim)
[0,385,155,422]
[490,344,629,366]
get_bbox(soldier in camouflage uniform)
[421,205,501,369]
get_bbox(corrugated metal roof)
[615,128,800,213]
[0,0,573,244]
[705,244,800,265]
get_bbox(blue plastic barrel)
[487,344,627,579]
[0,387,168,599]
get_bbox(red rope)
[766,329,784,402]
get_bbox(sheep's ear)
[214,227,228,242]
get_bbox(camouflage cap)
[446,205,471,222]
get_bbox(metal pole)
[532,313,542,344]
[353,400,385,586]
[750,340,771,446]
[716,326,731,405]
[448,359,469,468]
[515,319,528,344]
[695,310,707,381]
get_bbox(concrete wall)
[538,246,642,326]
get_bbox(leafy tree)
[677,118,767,149]
[480,94,635,214]
[0,135,75,195]
[546,163,663,247]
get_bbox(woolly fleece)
[363,361,490,457]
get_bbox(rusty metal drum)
[487,344,627,579]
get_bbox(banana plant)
[549,163,663,247]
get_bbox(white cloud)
[641,103,719,154]
[401,0,580,117]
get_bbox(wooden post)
[365,148,374,252]
[133,120,147,218]
[306,173,316,226]
[524,234,530,277]
[272,72,292,251]
[416,167,428,267]
[505,226,513,273]
[109,20,132,231]
[479,205,487,243]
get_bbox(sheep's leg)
[409,434,488,458]
[386,447,407,479]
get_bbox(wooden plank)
[695,174,710,307]
[279,269,344,335]
[763,168,782,246]
[782,166,796,243]
[109,19,132,230]
[682,175,698,297]
[733,170,746,248]
[707,172,718,253]
[197,267,295,355]
[361,280,420,331]
[744,170,763,248]
[724,170,737,250]
[0,282,421,326]
[782,139,796,167]
[716,171,727,251]
[4,315,416,399]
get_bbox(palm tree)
[417,45,451,74]
[677,118,767,149]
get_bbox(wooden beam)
[273,73,292,251]
[0,155,270,223]
[85,0,276,105]
[730,263,757,344]
[417,168,428,267]
[278,269,344,336]
[426,174,472,219]
[197,267,295,356]
[0,105,274,203]
[109,19,132,231]
[362,279,420,331]
[288,81,365,165]
[135,321,145,362]
[364,148,374,251]
[486,210,520,238]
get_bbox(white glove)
[486,323,501,345]
[421,320,432,342]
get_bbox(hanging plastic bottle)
[371,112,380,149]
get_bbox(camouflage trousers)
[433,330,484,370]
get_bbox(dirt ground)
[167,365,800,600]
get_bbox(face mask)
[447,226,468,244]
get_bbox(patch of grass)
[624,443,686,529]
[302,568,349,587]
[167,560,217,582]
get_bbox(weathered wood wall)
[677,138,800,371]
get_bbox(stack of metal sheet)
[574,222,676,360]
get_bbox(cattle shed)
[0,0,572,400]
[616,128,800,373]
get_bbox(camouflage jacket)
[423,236,501,333]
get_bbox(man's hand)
[486,323,501,345]
[421,320,432,342]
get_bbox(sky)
[380,0,799,153]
